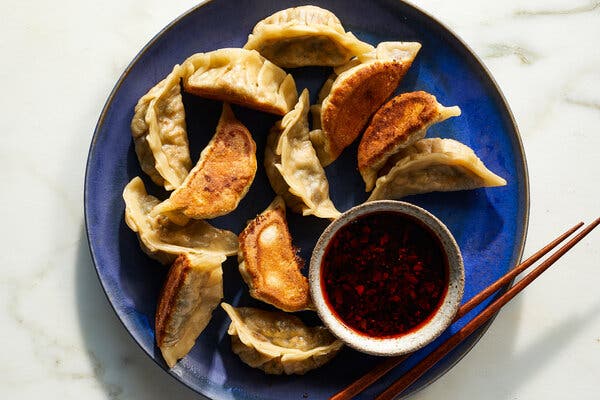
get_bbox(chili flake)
[321,211,448,338]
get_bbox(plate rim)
[84,0,530,398]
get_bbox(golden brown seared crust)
[321,62,410,162]
[358,91,438,172]
[238,198,311,312]
[159,104,257,219]
[155,254,191,347]
[357,91,462,191]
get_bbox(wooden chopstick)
[330,221,584,400]
[375,217,599,400]
[454,221,584,320]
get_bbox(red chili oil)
[321,211,448,338]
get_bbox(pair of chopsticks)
[332,217,600,400]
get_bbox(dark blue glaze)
[85,0,529,398]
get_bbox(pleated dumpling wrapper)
[368,138,507,201]
[244,5,373,68]
[182,48,298,115]
[130,64,192,190]
[265,89,341,220]
[358,91,461,191]
[156,253,225,368]
[221,303,343,375]
[310,41,422,166]
[152,104,257,224]
[123,176,238,265]
[238,196,312,312]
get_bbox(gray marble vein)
[564,98,600,111]
[484,43,539,65]
[515,1,600,17]
[87,350,125,400]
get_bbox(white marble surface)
[1,0,599,399]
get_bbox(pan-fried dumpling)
[221,303,343,375]
[368,138,507,201]
[310,41,422,166]
[265,89,341,219]
[244,5,373,68]
[123,177,238,264]
[156,253,225,368]
[358,91,461,191]
[130,64,192,190]
[238,196,312,312]
[182,49,298,115]
[152,104,257,224]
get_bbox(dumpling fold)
[123,176,238,264]
[238,196,312,312]
[244,5,373,68]
[221,303,343,375]
[156,253,225,368]
[310,41,422,166]
[182,48,298,115]
[368,138,507,201]
[130,64,192,190]
[152,104,257,223]
[265,89,341,219]
[358,91,461,191]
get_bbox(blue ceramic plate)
[85,0,529,399]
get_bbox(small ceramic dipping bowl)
[309,200,464,356]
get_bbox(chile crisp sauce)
[321,211,448,338]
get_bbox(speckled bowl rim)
[83,0,530,398]
[310,201,465,356]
